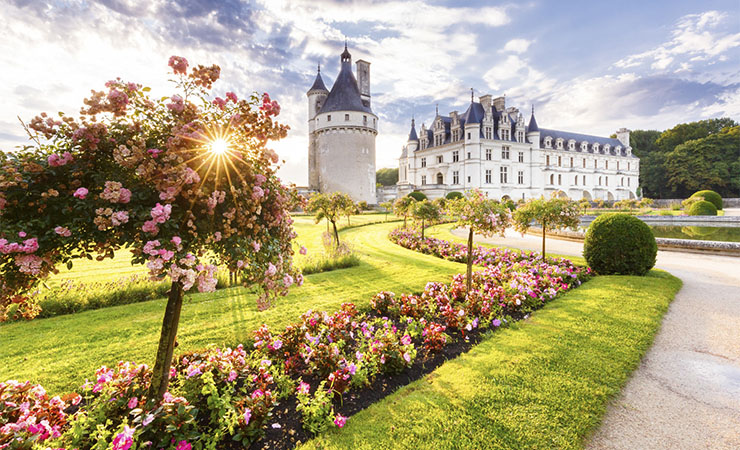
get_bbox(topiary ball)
[687,200,718,216]
[690,190,722,210]
[583,213,657,276]
[408,191,427,201]
[445,191,463,200]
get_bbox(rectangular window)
[500,166,508,184]
[485,127,492,139]
[453,171,459,184]
[570,157,574,167]
[363,115,367,125]
[558,174,562,185]
[327,115,331,122]
[628,178,630,186]
[605,177,608,186]
[583,158,586,168]
[436,155,443,164]
[502,146,510,159]
[628,162,631,171]
[421,175,426,185]
[467,132,471,139]
[467,176,471,183]
[518,152,524,163]
[617,161,620,170]
[485,170,492,184]
[421,157,426,168]
[606,161,609,170]
[345,113,350,121]
[558,156,562,167]
[594,159,598,168]
[467,152,471,159]
[518,170,524,184]
[546,155,550,166]
[452,151,459,162]
[582,175,586,185]
[486,149,492,160]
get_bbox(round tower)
[310,44,378,204]
[307,64,329,191]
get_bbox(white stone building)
[397,94,639,201]
[307,45,378,204]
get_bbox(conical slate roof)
[408,118,418,141]
[528,107,539,132]
[307,71,328,94]
[461,101,485,124]
[319,47,373,114]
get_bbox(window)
[467,132,471,140]
[500,167,508,183]
[583,158,586,168]
[557,139,563,149]
[598,176,602,186]
[582,175,585,185]
[628,178,630,186]
[518,170,524,184]
[617,161,620,170]
[485,170,492,184]
[467,152,471,159]
[452,151,459,162]
[606,161,609,170]
[574,175,578,186]
[421,175,427,185]
[570,157,574,167]
[373,118,376,126]
[453,171,459,184]
[517,131,524,143]
[502,146,510,159]
[594,159,598,168]
[363,115,367,126]
[421,157,426,168]
[345,113,350,121]
[546,155,550,166]
[518,152,524,163]
[550,174,555,185]
[545,137,552,148]
[621,177,624,186]
[558,174,562,185]
[486,149,492,160]
[327,115,331,122]
[485,127,492,139]
[436,155,443,164]
[628,162,631,171]
[605,177,608,186]
[558,156,562,167]
[467,176,471,182]
[569,141,575,150]
[436,173,443,184]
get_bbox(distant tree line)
[376,168,398,186]
[630,118,739,198]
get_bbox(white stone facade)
[307,46,378,204]
[397,95,639,201]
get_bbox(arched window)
[574,176,578,186]
[436,173,443,185]
[550,174,554,185]
[598,176,602,186]
[558,174,562,185]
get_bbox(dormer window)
[615,145,622,154]
[593,143,599,153]
[556,139,563,149]
[581,142,588,152]
[544,137,552,148]
[568,140,575,150]
[604,144,611,154]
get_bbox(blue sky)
[1,0,738,185]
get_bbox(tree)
[379,201,393,221]
[344,201,360,226]
[393,196,416,228]
[664,126,740,197]
[447,190,510,292]
[376,167,399,186]
[512,196,581,259]
[412,200,441,239]
[655,118,736,153]
[0,56,301,403]
[307,192,354,247]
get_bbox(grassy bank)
[303,270,681,449]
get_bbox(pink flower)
[111,210,129,226]
[128,397,138,409]
[226,91,238,102]
[401,334,411,346]
[73,187,88,199]
[213,97,226,109]
[252,186,265,201]
[142,414,154,426]
[167,94,184,113]
[243,408,251,425]
[272,339,283,350]
[297,382,310,394]
[185,364,202,378]
[151,203,171,224]
[252,241,261,252]
[176,441,192,450]
[403,352,411,363]
[54,226,71,237]
[265,263,277,277]
[228,370,238,382]
[171,236,182,247]
[283,274,293,288]
[147,148,162,158]
[143,220,159,235]
[111,425,135,450]
[168,56,188,75]
[334,414,347,428]
[299,246,307,255]
[255,174,266,185]
[48,151,73,167]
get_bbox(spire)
[470,88,474,103]
[307,62,328,94]
[528,104,539,132]
[340,41,351,63]
[408,117,418,141]
[317,62,321,74]
[435,104,439,116]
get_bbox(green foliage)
[690,190,723,210]
[411,200,441,238]
[375,168,399,186]
[407,191,427,201]
[687,200,717,216]
[445,191,463,200]
[393,196,416,227]
[512,196,581,257]
[307,192,355,246]
[296,381,336,435]
[655,117,736,152]
[583,213,657,275]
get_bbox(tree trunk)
[347,216,351,226]
[421,219,425,239]
[148,280,184,402]
[466,227,474,293]
[403,215,407,228]
[541,220,547,259]
[332,220,340,248]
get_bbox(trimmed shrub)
[687,200,718,216]
[408,191,427,201]
[445,191,463,200]
[690,190,722,210]
[583,213,657,275]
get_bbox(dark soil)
[247,323,492,450]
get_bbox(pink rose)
[334,414,347,428]
[168,56,188,75]
[54,226,71,237]
[73,188,88,199]
[128,397,138,409]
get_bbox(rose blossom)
[73,187,88,199]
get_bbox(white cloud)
[501,38,532,54]
[614,10,740,72]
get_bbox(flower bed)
[0,230,589,450]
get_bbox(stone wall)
[650,198,740,208]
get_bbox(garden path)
[451,227,740,449]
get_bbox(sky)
[1,0,739,186]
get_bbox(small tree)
[344,201,360,226]
[512,196,581,259]
[639,197,653,210]
[379,201,393,221]
[0,56,301,402]
[393,196,416,228]
[578,198,591,215]
[412,200,441,239]
[447,189,510,292]
[307,192,354,247]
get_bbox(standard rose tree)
[0,56,301,402]
[393,196,415,228]
[512,195,581,258]
[307,192,354,247]
[412,200,441,239]
[447,189,511,292]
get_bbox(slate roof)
[408,119,418,141]
[528,111,539,132]
[318,48,373,114]
[461,102,485,124]
[538,128,633,156]
[307,72,328,93]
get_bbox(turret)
[526,104,540,145]
[306,64,329,120]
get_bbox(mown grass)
[0,220,461,394]
[302,270,681,450]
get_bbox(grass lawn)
[302,270,682,450]
[0,220,459,394]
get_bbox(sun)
[210,138,229,155]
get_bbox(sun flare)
[210,138,229,155]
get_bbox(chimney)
[616,127,631,147]
[479,95,492,110]
[493,96,505,111]
[356,60,371,107]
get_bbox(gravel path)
[451,228,740,449]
